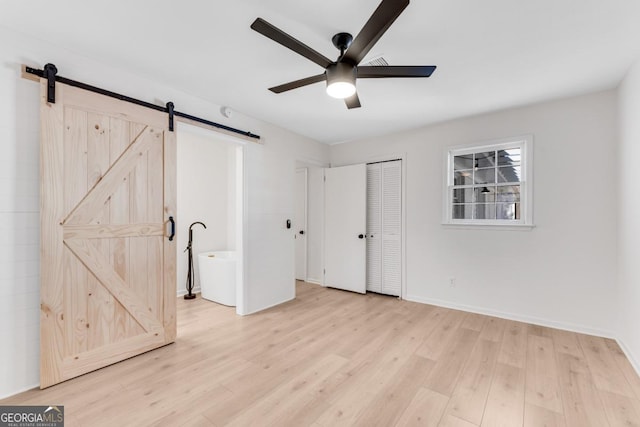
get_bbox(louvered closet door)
[366,161,401,296]
[366,164,382,293]
[39,80,176,388]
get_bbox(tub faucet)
[184,221,206,300]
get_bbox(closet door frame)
[364,153,406,299]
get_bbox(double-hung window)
[444,136,533,227]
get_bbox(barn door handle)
[358,234,365,239]
[168,216,175,241]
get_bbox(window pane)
[474,203,496,219]
[474,151,495,168]
[474,168,496,184]
[454,154,474,170]
[498,148,521,166]
[453,188,473,203]
[497,203,521,220]
[453,204,473,220]
[497,185,520,202]
[497,165,521,183]
[454,171,473,185]
[474,186,495,203]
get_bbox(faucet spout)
[189,221,207,231]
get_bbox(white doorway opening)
[176,122,246,315]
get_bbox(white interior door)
[324,164,367,293]
[294,168,307,281]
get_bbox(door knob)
[299,230,305,235]
[358,234,364,239]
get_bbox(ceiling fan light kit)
[251,0,436,109]
[326,63,357,99]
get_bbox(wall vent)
[363,56,389,67]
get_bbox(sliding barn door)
[39,81,176,388]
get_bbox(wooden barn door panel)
[40,81,176,388]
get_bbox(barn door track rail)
[23,63,261,141]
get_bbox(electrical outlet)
[449,277,456,287]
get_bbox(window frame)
[442,135,534,229]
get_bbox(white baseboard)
[0,383,39,400]
[177,286,201,297]
[243,296,295,316]
[305,278,323,285]
[404,294,616,339]
[616,337,640,378]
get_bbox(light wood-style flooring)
[3,281,640,426]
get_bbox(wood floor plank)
[438,414,478,427]
[478,317,507,343]
[555,352,609,427]
[223,353,348,426]
[528,324,554,338]
[599,390,640,427]
[498,320,527,369]
[481,362,526,427]
[314,315,432,426]
[354,355,436,426]
[460,312,487,332]
[525,335,563,413]
[178,415,216,427]
[416,309,466,361]
[395,387,449,427]
[523,403,566,427]
[578,334,636,398]
[3,282,640,427]
[551,328,584,358]
[444,339,499,425]
[155,391,231,427]
[424,328,480,396]
[604,338,640,401]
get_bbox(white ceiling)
[2,0,640,144]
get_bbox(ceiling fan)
[250,0,437,109]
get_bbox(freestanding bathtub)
[198,251,236,306]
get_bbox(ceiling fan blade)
[269,74,327,93]
[342,0,410,65]
[357,65,436,78]
[345,92,361,109]
[251,18,333,69]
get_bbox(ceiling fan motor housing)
[327,62,356,81]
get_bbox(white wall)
[0,28,43,402]
[331,90,619,336]
[0,24,329,398]
[293,162,325,285]
[176,128,233,296]
[617,58,640,373]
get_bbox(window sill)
[441,223,536,231]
